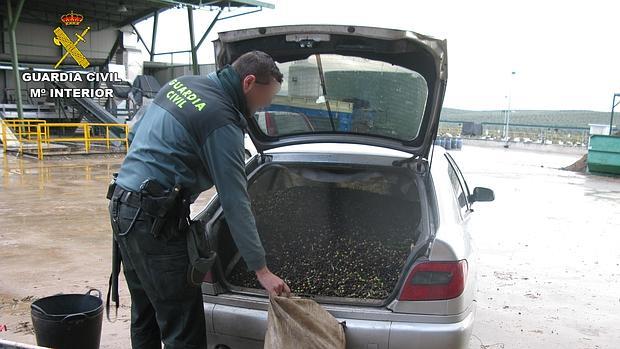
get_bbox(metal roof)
[2,0,274,119]
[1,0,275,30]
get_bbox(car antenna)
[315,54,336,131]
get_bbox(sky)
[134,0,620,112]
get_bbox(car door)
[445,153,472,220]
[444,152,479,306]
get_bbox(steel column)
[7,0,26,119]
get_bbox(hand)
[255,266,291,297]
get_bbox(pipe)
[150,11,159,61]
[196,9,221,50]
[610,94,619,136]
[7,0,26,119]
[187,6,199,75]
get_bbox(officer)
[107,51,291,349]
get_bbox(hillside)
[439,108,617,129]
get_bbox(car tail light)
[398,260,467,301]
[265,112,277,136]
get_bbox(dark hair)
[232,50,283,84]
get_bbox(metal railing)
[2,118,48,141]
[438,121,591,146]
[1,119,49,155]
[2,120,128,159]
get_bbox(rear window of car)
[252,54,429,141]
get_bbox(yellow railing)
[2,119,49,143]
[2,120,128,160]
[2,120,37,154]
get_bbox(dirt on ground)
[1,146,619,349]
[562,154,588,172]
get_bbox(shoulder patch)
[152,75,244,147]
[165,78,207,111]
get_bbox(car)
[194,24,495,349]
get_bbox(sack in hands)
[264,295,346,349]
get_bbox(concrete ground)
[451,146,620,349]
[0,145,618,348]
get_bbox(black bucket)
[30,289,103,349]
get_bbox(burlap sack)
[264,295,346,349]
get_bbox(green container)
[588,135,620,175]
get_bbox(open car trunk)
[208,161,430,304]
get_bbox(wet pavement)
[0,153,214,348]
[449,147,620,349]
[0,154,129,346]
[0,145,618,348]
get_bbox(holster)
[141,181,188,240]
[186,219,217,286]
[106,172,118,200]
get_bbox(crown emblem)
[60,11,84,26]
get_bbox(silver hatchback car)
[195,25,495,349]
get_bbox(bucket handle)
[31,303,50,317]
[61,313,87,323]
[86,288,102,299]
[31,305,87,322]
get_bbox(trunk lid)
[213,24,447,158]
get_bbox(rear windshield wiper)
[315,54,336,131]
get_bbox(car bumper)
[204,299,476,349]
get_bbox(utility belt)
[114,186,173,217]
[105,174,217,321]
[108,174,190,239]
